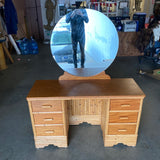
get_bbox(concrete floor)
[0,43,160,160]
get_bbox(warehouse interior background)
[0,0,160,160]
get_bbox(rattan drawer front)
[109,112,138,123]
[33,113,63,124]
[35,126,64,136]
[31,100,62,112]
[110,99,140,111]
[108,124,136,135]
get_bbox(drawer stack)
[104,99,143,147]
[28,100,68,148]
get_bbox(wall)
[13,0,155,41]
[25,0,44,40]
[12,0,26,39]
[40,0,58,41]
[143,0,154,17]
[11,0,44,40]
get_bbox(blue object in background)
[31,37,38,54]
[17,37,38,55]
[16,38,29,55]
[136,20,139,32]
[154,41,160,48]
[133,13,146,31]
[116,20,123,31]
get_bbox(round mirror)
[50,9,119,77]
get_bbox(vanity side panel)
[28,101,37,138]
[101,99,109,145]
[135,98,144,134]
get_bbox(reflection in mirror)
[50,8,119,77]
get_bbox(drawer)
[109,112,138,123]
[31,100,62,112]
[33,113,63,124]
[110,99,140,111]
[35,126,64,136]
[108,124,136,135]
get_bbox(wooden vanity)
[26,73,145,148]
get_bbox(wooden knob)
[44,118,54,121]
[118,129,127,132]
[45,130,55,134]
[121,104,130,107]
[119,116,129,120]
[41,105,52,108]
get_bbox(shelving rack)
[88,0,119,17]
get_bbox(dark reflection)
[66,2,89,68]
[50,8,119,77]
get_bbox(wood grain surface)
[109,112,138,123]
[27,79,145,100]
[108,124,136,135]
[35,126,64,136]
[31,100,62,112]
[110,99,141,111]
[33,113,63,125]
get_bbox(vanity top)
[27,79,145,100]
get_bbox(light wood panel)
[35,136,68,148]
[101,100,109,138]
[67,99,102,115]
[62,101,68,136]
[135,99,144,134]
[28,101,37,137]
[67,99,107,125]
[104,135,137,147]
[69,115,101,125]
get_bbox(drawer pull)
[44,118,54,121]
[41,105,52,109]
[118,129,127,132]
[119,116,129,120]
[45,130,55,134]
[121,104,131,107]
